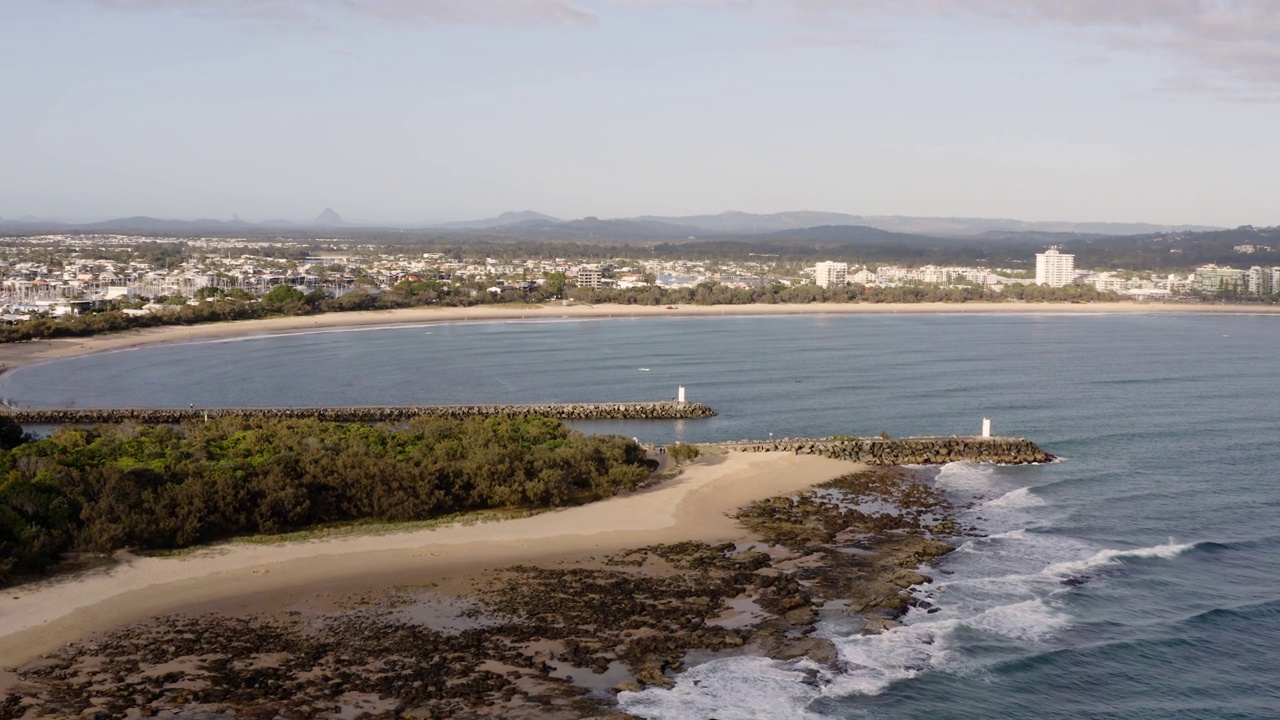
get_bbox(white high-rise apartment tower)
[814,261,848,288]
[1035,248,1075,287]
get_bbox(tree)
[543,272,566,298]
[0,416,26,450]
[262,285,305,306]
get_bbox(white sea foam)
[983,527,1030,541]
[1041,540,1196,580]
[821,620,958,696]
[984,486,1045,510]
[954,530,1095,568]
[934,462,999,494]
[957,598,1071,642]
[619,587,1076,718]
[617,656,831,720]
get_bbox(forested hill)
[1050,226,1280,271]
[548,225,1280,270]
[351,224,1280,270]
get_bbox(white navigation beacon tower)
[677,386,686,403]
[982,418,992,437]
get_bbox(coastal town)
[2,234,1277,320]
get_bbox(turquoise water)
[5,313,1279,719]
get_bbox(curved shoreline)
[0,452,856,669]
[1,300,1277,374]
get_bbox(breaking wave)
[618,461,1200,719]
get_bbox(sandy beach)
[0,451,857,669]
[1,300,1276,374]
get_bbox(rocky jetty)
[726,435,1053,465]
[2,401,717,425]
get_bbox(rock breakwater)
[2,401,717,425]
[725,435,1052,465]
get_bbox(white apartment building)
[850,269,877,285]
[1091,272,1128,293]
[918,266,950,285]
[1244,266,1280,295]
[814,261,848,288]
[1192,265,1245,294]
[1035,248,1075,287]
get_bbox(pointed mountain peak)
[315,208,344,225]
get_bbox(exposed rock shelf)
[2,401,718,425]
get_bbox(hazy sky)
[4,0,1279,226]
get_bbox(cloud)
[93,0,598,27]
[623,1,1280,96]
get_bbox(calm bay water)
[4,313,1279,719]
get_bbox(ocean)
[4,312,1278,719]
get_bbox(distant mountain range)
[425,210,1219,238]
[0,213,342,234]
[0,209,1223,240]
[434,210,559,230]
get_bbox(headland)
[0,429,1054,718]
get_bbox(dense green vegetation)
[566,280,1121,305]
[0,415,652,585]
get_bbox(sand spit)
[0,452,855,668]
[1,462,958,719]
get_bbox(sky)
[3,0,1279,226]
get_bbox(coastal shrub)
[0,416,652,586]
[668,442,700,465]
[262,285,306,305]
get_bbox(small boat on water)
[638,368,650,372]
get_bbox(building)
[1035,248,1075,287]
[813,261,848,288]
[1246,266,1268,295]
[575,266,602,289]
[1193,265,1245,294]
[917,266,950,285]
[850,268,877,285]
[1091,272,1128,293]
[1245,266,1280,296]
